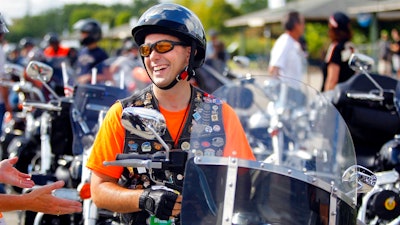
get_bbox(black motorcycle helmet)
[131,3,206,89]
[19,37,35,48]
[0,12,9,34]
[44,32,60,45]
[73,18,102,46]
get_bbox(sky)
[1,0,133,21]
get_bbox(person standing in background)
[43,32,70,58]
[377,29,392,76]
[205,29,229,74]
[390,28,400,79]
[0,13,12,156]
[73,18,110,85]
[321,11,356,91]
[268,10,306,81]
[42,32,71,97]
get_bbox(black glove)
[139,187,179,220]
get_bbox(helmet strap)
[158,66,189,90]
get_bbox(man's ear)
[186,48,197,60]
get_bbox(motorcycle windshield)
[182,76,358,225]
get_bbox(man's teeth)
[154,65,167,71]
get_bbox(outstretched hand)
[0,157,34,188]
[25,180,82,215]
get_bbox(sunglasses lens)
[139,45,151,57]
[155,41,174,53]
[139,41,183,57]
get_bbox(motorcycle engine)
[367,189,400,221]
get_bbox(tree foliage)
[4,1,162,43]
[239,0,268,14]
[132,0,160,16]
[175,0,240,35]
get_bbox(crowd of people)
[378,28,400,79]
[2,19,149,100]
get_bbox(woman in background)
[321,11,356,91]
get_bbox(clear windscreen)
[181,157,357,225]
[182,75,358,225]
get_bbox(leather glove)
[139,186,178,220]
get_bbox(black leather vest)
[118,85,226,224]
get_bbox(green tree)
[93,9,116,26]
[239,0,268,14]
[132,0,160,16]
[304,22,329,61]
[67,4,109,28]
[114,11,132,27]
[174,0,240,34]
[208,0,240,33]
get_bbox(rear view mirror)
[25,60,53,82]
[348,53,374,73]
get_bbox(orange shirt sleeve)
[86,102,126,179]
[222,103,256,161]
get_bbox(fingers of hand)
[54,203,83,215]
[16,178,34,188]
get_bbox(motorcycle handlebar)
[103,158,162,169]
[22,102,62,112]
[115,153,153,160]
[103,152,164,168]
[346,92,385,101]
[103,151,187,170]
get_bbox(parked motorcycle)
[103,74,376,225]
[0,63,47,194]
[18,60,129,225]
[325,53,400,224]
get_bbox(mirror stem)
[146,124,170,161]
[40,78,61,100]
[357,63,384,98]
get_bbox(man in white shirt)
[268,11,306,82]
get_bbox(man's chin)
[153,78,171,87]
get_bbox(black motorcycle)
[17,60,128,225]
[104,74,376,225]
[326,53,400,224]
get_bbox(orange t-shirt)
[86,102,255,179]
[43,46,70,57]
